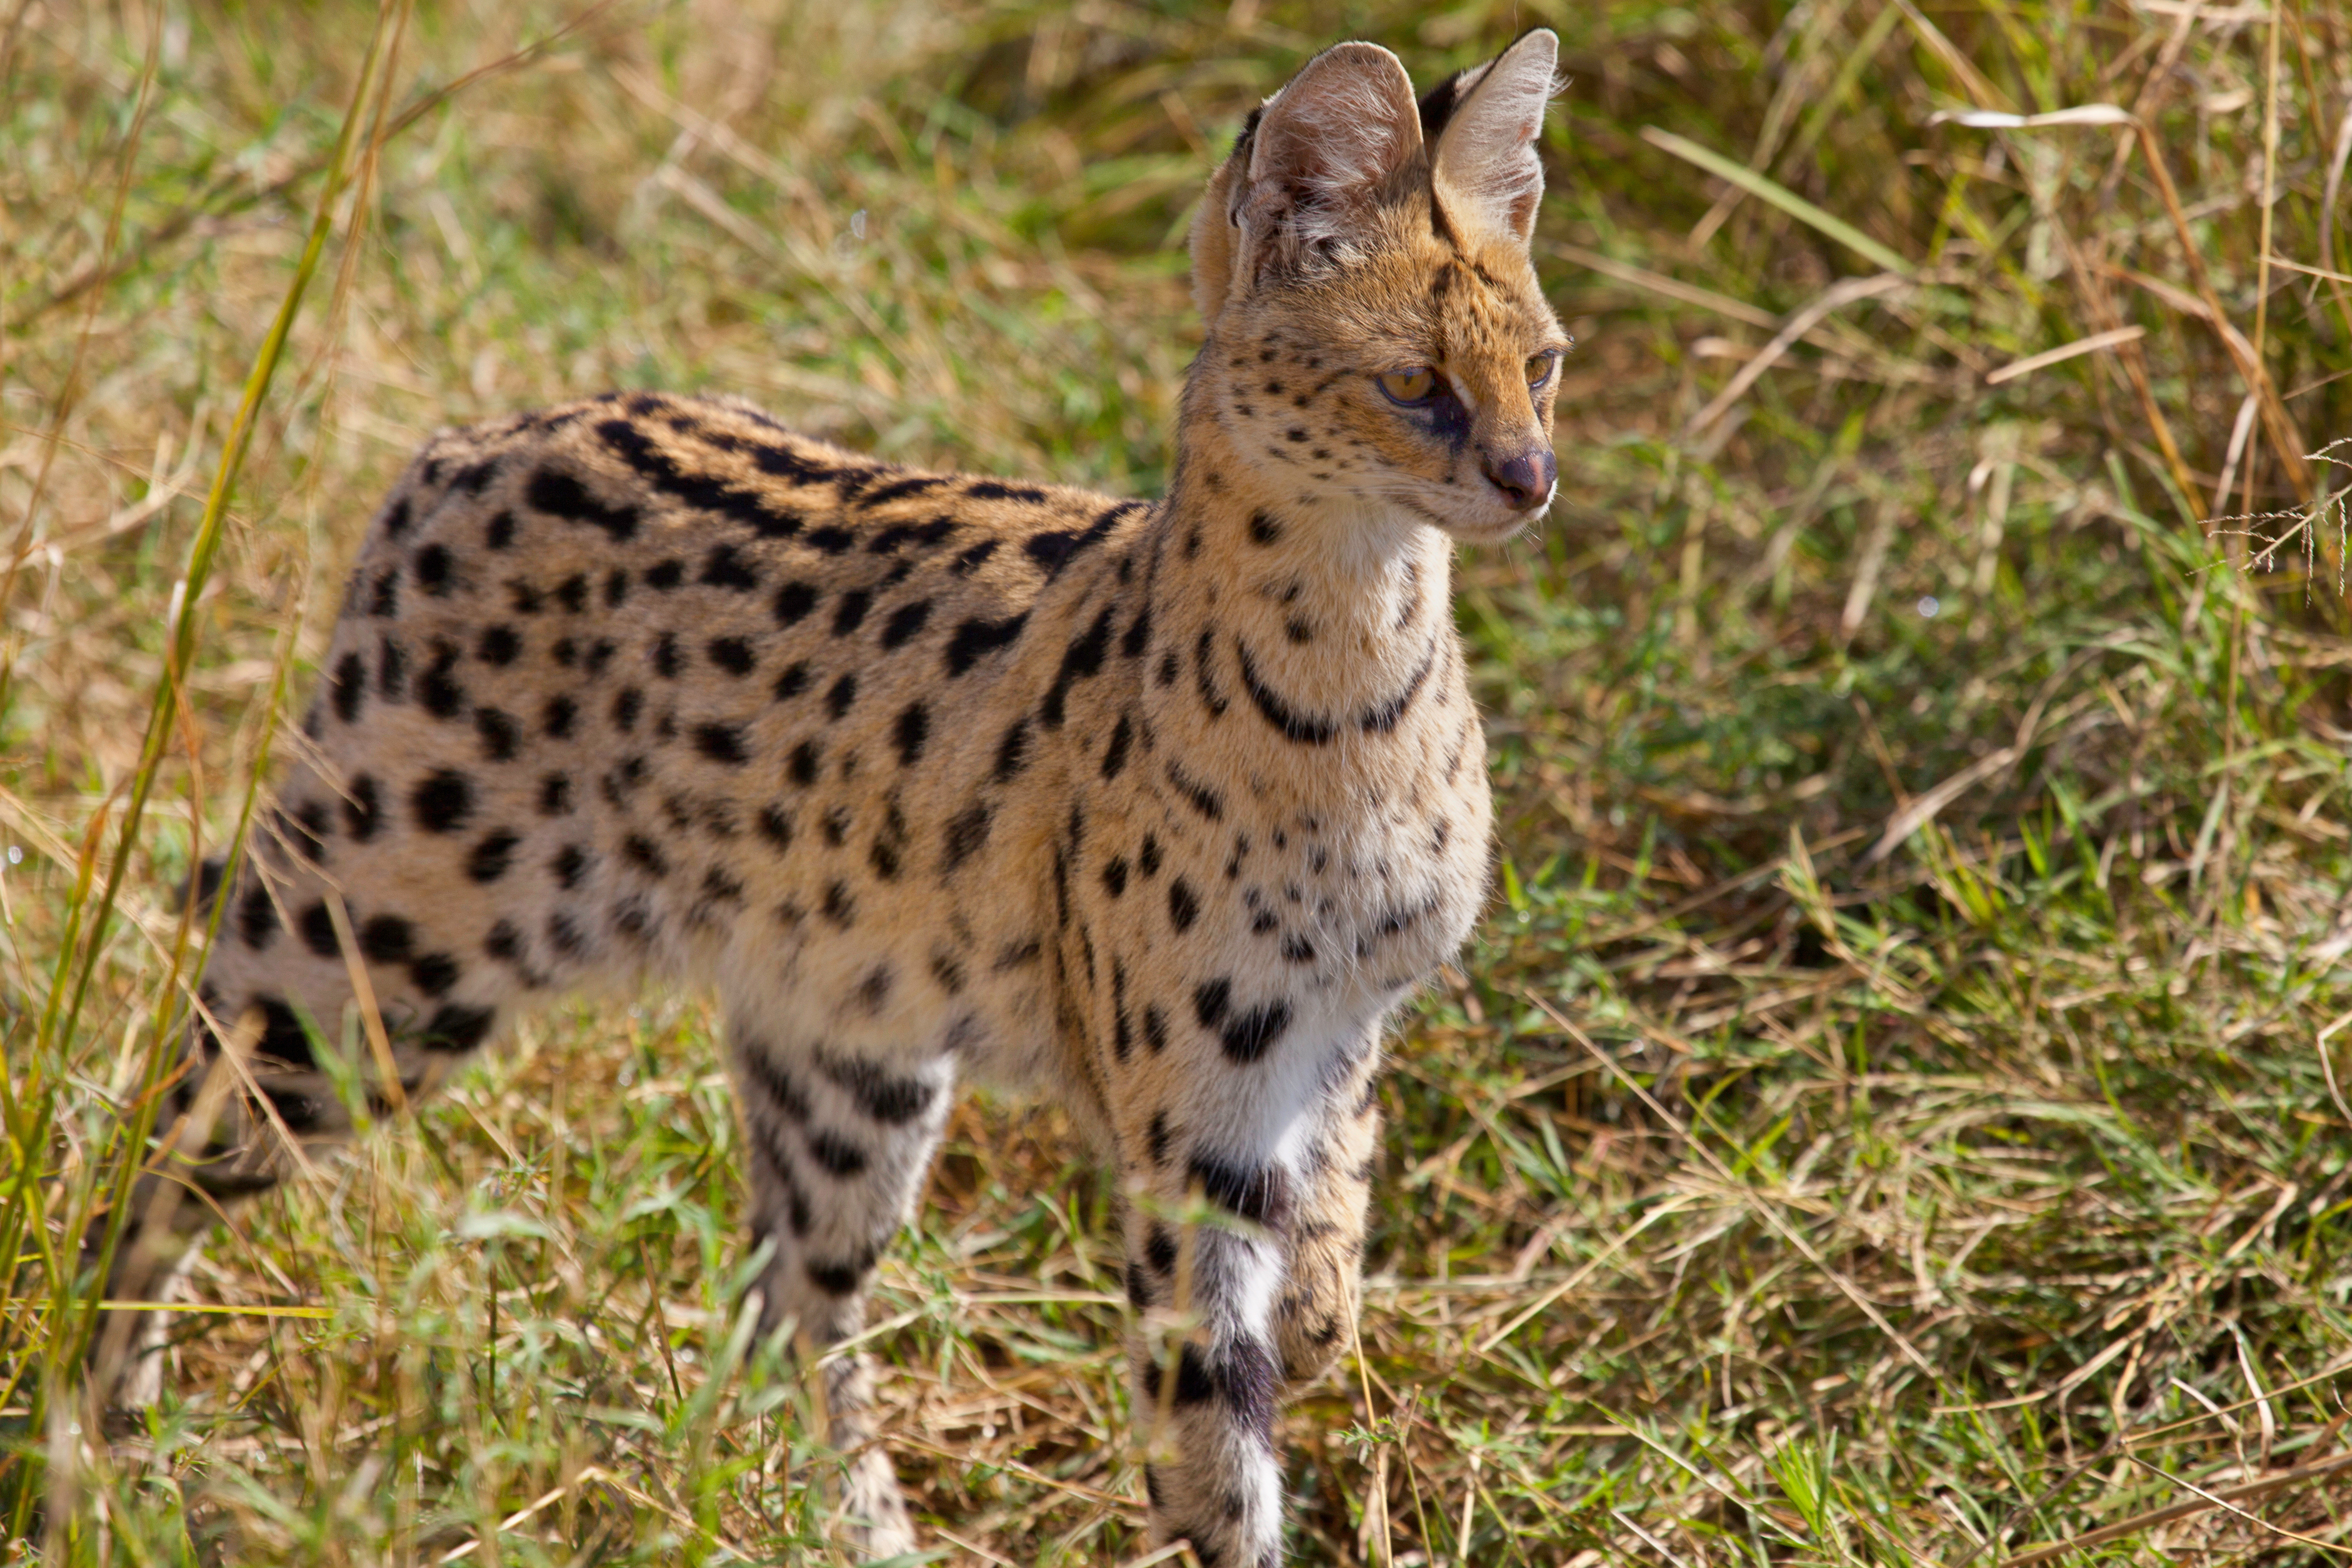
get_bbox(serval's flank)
[111,31,1567,1564]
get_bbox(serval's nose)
[1481,446,1557,511]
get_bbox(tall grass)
[5,0,2352,1560]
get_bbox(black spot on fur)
[860,475,948,510]
[236,883,279,949]
[1193,628,1230,719]
[699,542,761,590]
[548,910,590,956]
[707,636,755,675]
[1141,1342,1219,1407]
[410,951,461,996]
[343,774,384,842]
[484,919,532,975]
[477,625,521,666]
[1041,606,1114,729]
[528,466,639,542]
[825,673,857,719]
[467,829,521,883]
[950,538,998,575]
[550,843,590,890]
[414,543,455,596]
[967,479,1048,504]
[808,1129,869,1177]
[1120,598,1153,658]
[805,1256,870,1297]
[820,1051,936,1124]
[993,717,1030,781]
[773,580,821,626]
[592,420,800,537]
[360,913,414,963]
[1168,877,1200,933]
[880,598,932,650]
[254,996,314,1067]
[1146,1224,1178,1275]
[694,723,750,765]
[420,642,466,719]
[943,803,992,871]
[422,1003,497,1053]
[1167,760,1223,821]
[1101,713,1133,779]
[893,702,928,766]
[1144,1004,1169,1053]
[622,834,669,878]
[331,651,366,722]
[475,707,521,761]
[539,772,574,815]
[411,770,474,833]
[1023,502,1132,578]
[944,612,1028,676]
[831,587,872,636]
[1217,1000,1292,1064]
[869,809,905,879]
[374,636,409,704]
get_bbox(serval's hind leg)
[725,990,956,1559]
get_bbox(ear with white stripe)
[1428,29,1559,248]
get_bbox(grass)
[7,0,2352,1560]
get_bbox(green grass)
[7,0,2352,1561]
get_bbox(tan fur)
[126,31,1568,1566]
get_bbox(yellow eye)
[1526,353,1557,387]
[1377,368,1438,405]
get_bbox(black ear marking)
[1416,69,1472,140]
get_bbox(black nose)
[1483,447,1557,510]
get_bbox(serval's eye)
[1377,368,1438,406]
[1526,353,1557,388]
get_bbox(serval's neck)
[1146,415,1455,736]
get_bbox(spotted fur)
[116,31,1568,1564]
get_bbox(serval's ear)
[1425,28,1559,249]
[1190,42,1421,321]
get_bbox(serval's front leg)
[1116,1033,1386,1565]
[1269,1033,1382,1390]
[726,997,955,1560]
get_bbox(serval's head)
[1187,31,1567,545]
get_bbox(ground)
[7,0,2352,1561]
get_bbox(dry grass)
[8,0,2352,1561]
